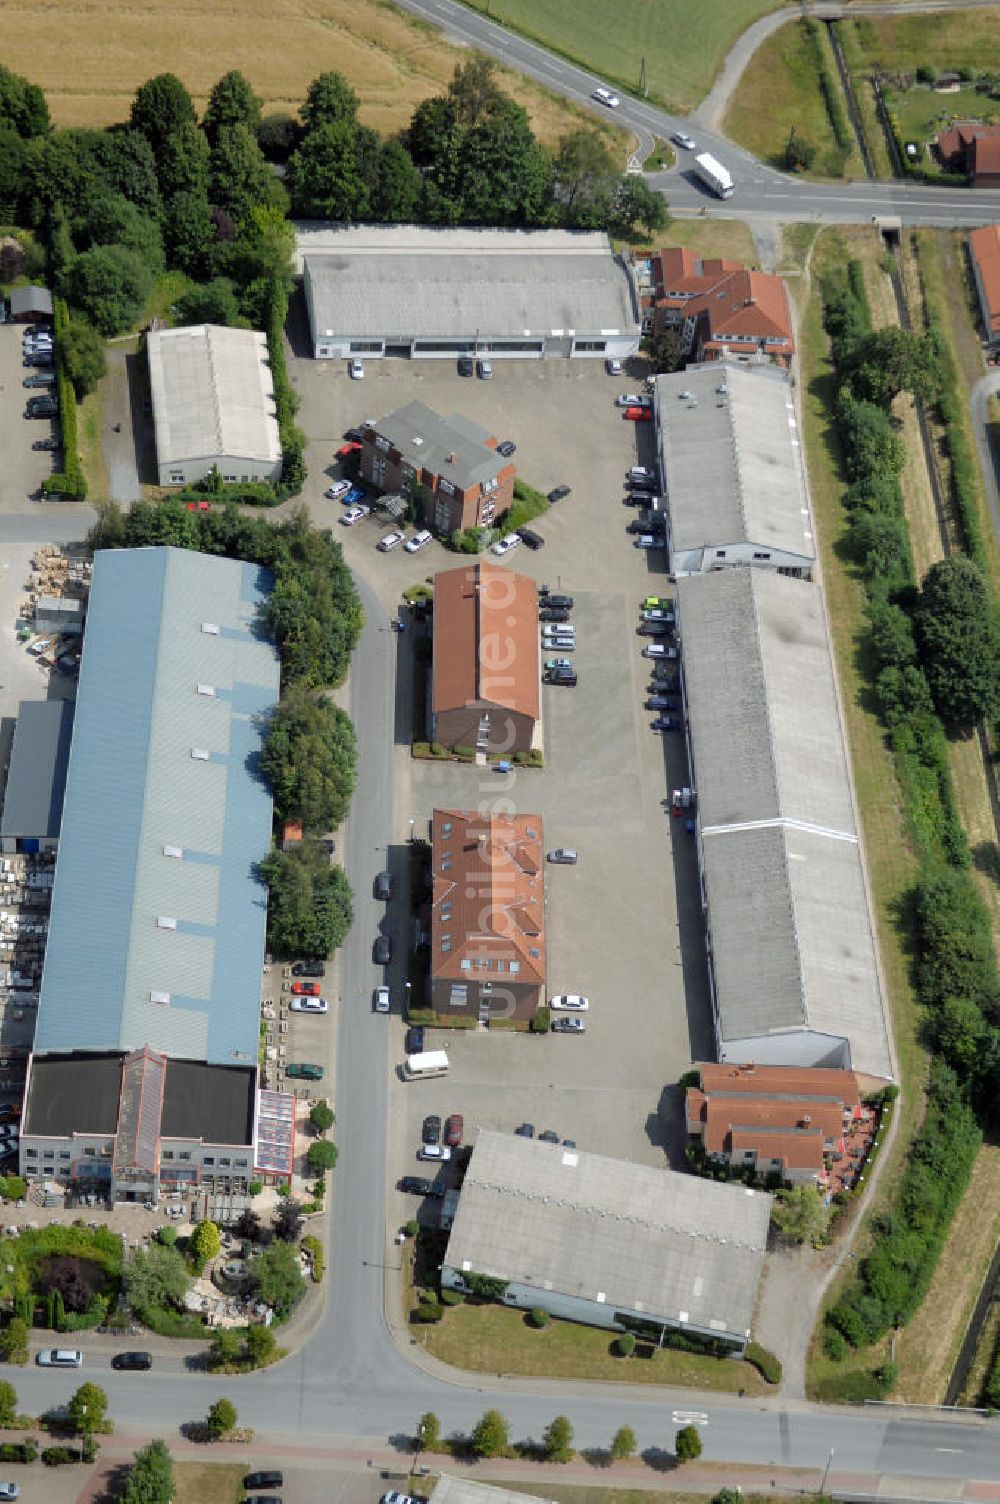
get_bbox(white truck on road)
[693,151,734,199]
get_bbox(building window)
[574,339,607,352]
[236,1159,248,1168]
[752,551,771,560]
[179,1152,191,1161]
[220,1157,231,1167]
[350,340,382,353]
[169,472,184,484]
[84,1147,96,1157]
[438,478,454,496]
[203,1157,215,1166]
[223,473,237,482]
[161,1150,174,1160]
[43,1150,54,1159]
[59,1151,70,1160]
[450,984,468,1007]
[26,1148,37,1158]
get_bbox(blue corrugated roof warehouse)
[33,546,279,1066]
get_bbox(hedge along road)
[5,574,1000,1492]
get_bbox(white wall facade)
[669,538,814,579]
[158,453,281,488]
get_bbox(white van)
[402,1049,449,1080]
[36,1349,83,1367]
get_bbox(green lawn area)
[451,0,785,113]
[172,1461,245,1504]
[724,19,860,177]
[889,84,996,169]
[841,10,1000,72]
[413,1301,768,1394]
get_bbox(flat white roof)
[148,324,280,469]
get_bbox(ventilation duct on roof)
[191,747,210,761]
[201,622,220,635]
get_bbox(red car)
[444,1113,464,1147]
[624,407,653,422]
[185,500,212,511]
[336,440,362,458]
[291,981,321,996]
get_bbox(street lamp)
[821,1448,834,1495]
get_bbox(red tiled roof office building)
[431,562,539,756]
[685,1062,879,1190]
[430,809,545,1021]
[969,225,1000,347]
[641,247,795,367]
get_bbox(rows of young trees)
[816,261,999,1399]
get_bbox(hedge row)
[262,275,306,493]
[40,296,86,500]
[927,322,988,571]
[802,18,853,152]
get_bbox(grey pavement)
[969,368,1000,550]
[102,340,143,502]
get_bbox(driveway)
[0,323,59,512]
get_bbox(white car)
[325,480,351,500]
[0,1484,19,1500]
[404,529,432,553]
[374,986,390,1014]
[615,393,646,407]
[349,358,365,379]
[492,534,521,557]
[418,1143,451,1162]
[550,994,590,1012]
[592,86,620,109]
[605,357,623,376]
[289,996,329,1014]
[672,130,697,151]
[377,531,404,552]
[339,505,369,525]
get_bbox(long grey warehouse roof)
[0,700,74,840]
[657,363,814,560]
[299,225,640,339]
[33,547,280,1066]
[148,324,280,469]
[445,1129,771,1342]
[678,568,891,1079]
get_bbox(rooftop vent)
[162,845,182,859]
[191,747,210,761]
[156,916,177,931]
[197,683,215,697]
[149,990,170,1005]
[201,622,220,635]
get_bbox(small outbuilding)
[8,285,53,323]
[0,700,74,853]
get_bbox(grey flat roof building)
[443,1129,771,1349]
[33,546,280,1067]
[656,363,814,577]
[299,224,641,360]
[678,568,891,1080]
[9,285,53,319]
[1,700,74,843]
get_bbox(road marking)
[672,1410,708,1425]
[935,1447,962,1453]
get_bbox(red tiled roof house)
[643,248,795,367]
[969,225,1000,347]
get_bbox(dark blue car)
[344,486,366,506]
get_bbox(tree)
[67,1382,109,1436]
[210,124,273,226]
[844,326,941,407]
[261,686,358,833]
[163,187,215,275]
[191,1219,222,1272]
[0,1318,28,1362]
[674,1424,702,1461]
[289,121,370,221]
[417,1411,440,1450]
[471,1408,509,1457]
[245,1323,276,1367]
[610,1424,637,1461]
[0,64,50,137]
[301,72,359,132]
[783,128,817,171]
[65,244,153,336]
[0,1381,17,1425]
[234,1207,263,1243]
[43,1255,94,1313]
[453,99,553,225]
[552,129,617,226]
[260,842,353,959]
[611,175,670,237]
[130,74,197,156]
[205,1397,237,1439]
[649,323,688,375]
[449,57,506,126]
[307,1139,338,1175]
[60,318,107,398]
[543,1414,574,1462]
[372,139,423,222]
[848,512,912,584]
[259,113,301,163]
[273,1197,304,1243]
[208,1328,241,1370]
[915,555,1000,727]
[86,129,161,217]
[0,129,29,222]
[249,1238,306,1316]
[121,1439,174,1504]
[203,70,261,145]
[75,191,164,271]
[770,1184,831,1245]
[309,1101,335,1134]
[123,1244,190,1315]
[157,121,210,202]
[174,276,240,327]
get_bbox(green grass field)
[452,0,784,113]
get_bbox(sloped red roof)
[973,134,1000,177]
[432,561,539,723]
[651,247,744,308]
[430,808,546,986]
[969,225,1000,332]
[687,267,794,348]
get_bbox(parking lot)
[0,322,61,513]
[282,329,713,1214]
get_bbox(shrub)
[157,1225,178,1246]
[300,1234,324,1283]
[744,1341,782,1384]
[529,1006,550,1033]
[0,1440,37,1463]
[823,1325,848,1362]
[306,1139,337,1175]
[528,1307,550,1329]
[205,1397,238,1438]
[42,1446,80,1465]
[412,1298,443,1324]
[404,1219,419,1239]
[614,1331,636,1357]
[439,1288,464,1306]
[0,1175,27,1202]
[309,1102,335,1134]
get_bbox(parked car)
[515,1122,534,1137]
[36,1350,82,1367]
[374,871,394,900]
[23,373,53,389]
[291,981,321,996]
[546,848,578,864]
[23,352,53,367]
[552,1017,586,1033]
[544,657,573,673]
[538,1129,560,1143]
[615,393,644,408]
[629,466,654,482]
[634,534,665,549]
[422,1114,442,1145]
[408,1026,425,1054]
[349,358,365,379]
[672,130,697,150]
[325,480,352,500]
[651,716,683,732]
[373,935,391,965]
[542,636,575,652]
[377,531,404,551]
[541,624,575,639]
[550,994,589,1011]
[541,592,574,609]
[0,1484,19,1501]
[643,608,674,625]
[517,527,544,550]
[539,606,570,623]
[605,357,623,375]
[643,643,679,659]
[404,530,432,553]
[245,1473,283,1491]
[547,484,571,503]
[285,1062,325,1080]
[382,1493,419,1504]
[374,986,390,1014]
[418,1143,451,1162]
[591,86,620,108]
[289,996,329,1014]
[476,359,493,379]
[25,397,58,419]
[444,1113,464,1147]
[457,356,474,377]
[496,439,516,457]
[32,434,60,446]
[344,426,367,443]
[399,1176,433,1195]
[343,486,367,504]
[339,505,369,525]
[643,596,672,610]
[646,695,679,710]
[112,1351,152,1371]
[292,961,325,978]
[491,534,520,557]
[336,440,362,458]
[625,406,653,421]
[638,622,673,637]
[544,669,577,686]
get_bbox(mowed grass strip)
[448,0,784,114]
[844,10,1000,72]
[0,0,618,148]
[172,1461,246,1504]
[621,216,760,268]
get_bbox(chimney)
[447,451,457,464]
